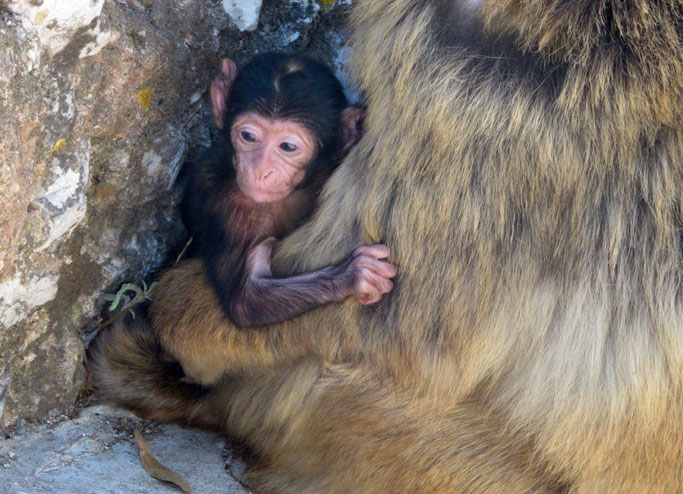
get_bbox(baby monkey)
[183,53,396,327]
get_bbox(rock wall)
[0,0,353,429]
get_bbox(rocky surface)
[0,0,355,429]
[0,405,249,494]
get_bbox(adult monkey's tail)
[86,317,214,427]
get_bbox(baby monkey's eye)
[241,131,257,142]
[280,142,298,152]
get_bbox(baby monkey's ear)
[210,58,239,129]
[340,106,364,156]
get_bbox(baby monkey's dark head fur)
[211,52,362,203]
[224,53,350,163]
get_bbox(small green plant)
[87,238,192,343]
[89,281,157,340]
[103,281,157,317]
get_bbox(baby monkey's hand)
[342,244,397,305]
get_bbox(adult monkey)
[88,0,682,492]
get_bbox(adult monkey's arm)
[148,258,359,385]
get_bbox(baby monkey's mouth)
[238,181,290,203]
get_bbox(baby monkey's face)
[231,112,316,203]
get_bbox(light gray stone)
[0,0,223,426]
[7,0,111,58]
[222,0,263,32]
[0,406,248,494]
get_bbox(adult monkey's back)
[88,1,682,492]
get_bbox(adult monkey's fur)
[88,0,682,492]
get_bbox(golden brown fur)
[88,0,682,492]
